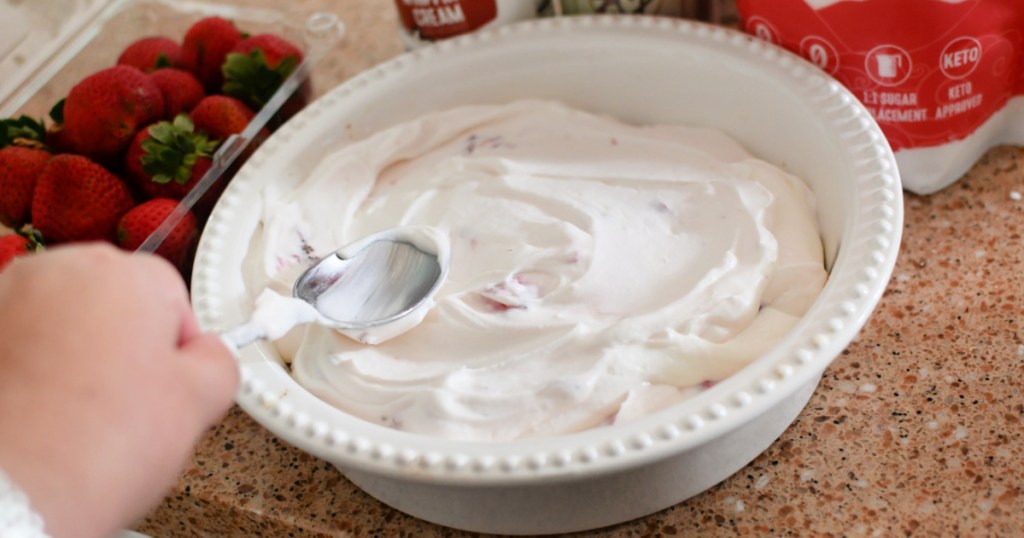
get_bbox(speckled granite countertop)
[136,1,1024,536]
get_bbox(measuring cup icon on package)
[865,45,912,85]
[875,53,901,78]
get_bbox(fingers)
[19,244,237,424]
[128,252,239,421]
[91,247,236,423]
[176,333,240,426]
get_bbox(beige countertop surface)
[122,1,1023,536]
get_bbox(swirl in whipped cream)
[242,100,827,441]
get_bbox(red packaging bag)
[736,0,1024,194]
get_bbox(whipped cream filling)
[241,100,827,441]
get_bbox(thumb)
[177,333,240,426]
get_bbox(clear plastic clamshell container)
[0,0,344,270]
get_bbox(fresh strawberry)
[117,198,197,270]
[43,127,74,155]
[0,235,30,271]
[117,36,182,73]
[190,95,261,142]
[32,155,135,244]
[0,228,42,271]
[231,34,303,70]
[124,115,218,201]
[148,68,205,120]
[222,33,304,110]
[63,66,165,162]
[181,17,243,92]
[0,146,50,228]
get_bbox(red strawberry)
[232,34,303,70]
[0,229,42,271]
[44,126,75,155]
[222,33,304,110]
[181,17,242,92]
[117,198,197,270]
[149,68,205,120]
[0,235,30,271]
[190,95,262,142]
[124,115,218,201]
[32,155,135,244]
[117,36,182,73]
[0,146,50,228]
[63,66,165,162]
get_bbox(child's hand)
[0,243,238,538]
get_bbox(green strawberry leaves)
[0,115,47,149]
[0,98,67,151]
[222,49,298,110]
[154,53,173,70]
[49,98,66,125]
[18,225,45,251]
[140,114,219,185]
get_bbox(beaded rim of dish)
[193,15,902,481]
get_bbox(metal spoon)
[221,235,447,350]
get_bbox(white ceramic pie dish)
[190,15,903,535]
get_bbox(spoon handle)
[220,322,268,354]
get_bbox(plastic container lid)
[0,0,105,115]
[0,0,345,265]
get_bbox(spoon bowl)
[293,239,443,330]
[221,228,449,350]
